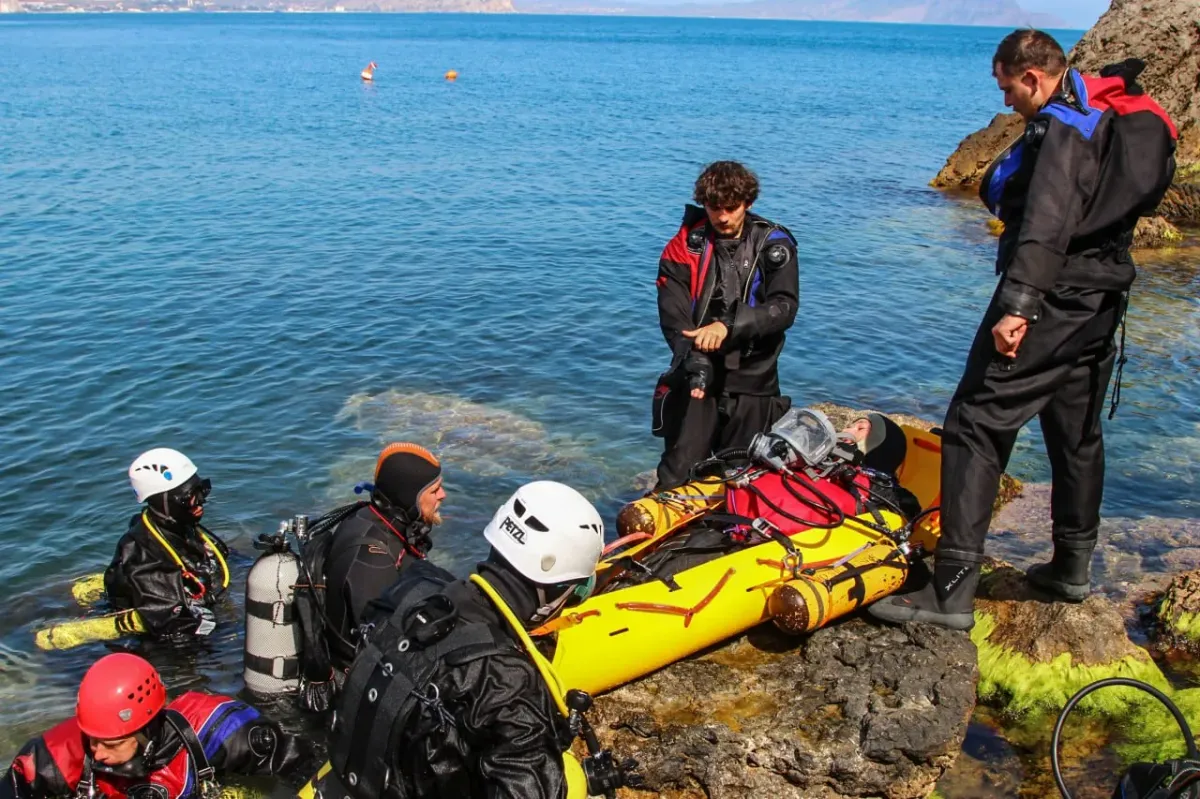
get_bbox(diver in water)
[308,480,639,799]
[871,30,1177,631]
[293,443,453,711]
[104,448,230,640]
[0,653,307,799]
[653,160,799,490]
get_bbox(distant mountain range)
[515,0,1067,26]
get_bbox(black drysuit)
[655,205,799,488]
[321,505,453,669]
[938,66,1176,563]
[104,512,229,639]
[319,559,572,799]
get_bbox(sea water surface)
[2,13,1199,796]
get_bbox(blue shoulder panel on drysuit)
[182,701,262,798]
[766,228,795,244]
[985,140,1026,216]
[1041,70,1103,141]
[984,71,1102,216]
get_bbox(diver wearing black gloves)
[871,30,1177,631]
[653,160,799,490]
[293,442,453,711]
[306,481,640,799]
[104,448,231,639]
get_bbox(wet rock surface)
[984,483,1200,611]
[594,622,978,799]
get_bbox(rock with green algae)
[972,563,1170,719]
[1154,570,1200,654]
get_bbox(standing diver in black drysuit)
[653,160,799,490]
[871,30,1177,630]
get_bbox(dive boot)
[1025,545,1094,603]
[868,553,981,631]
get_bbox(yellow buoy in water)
[35,609,146,651]
[444,70,458,81]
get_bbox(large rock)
[1070,0,1200,168]
[931,0,1200,227]
[930,113,1023,192]
[592,621,978,799]
[971,562,1169,718]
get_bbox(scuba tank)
[243,517,306,696]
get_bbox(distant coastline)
[0,0,1067,27]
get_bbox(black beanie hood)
[372,443,442,519]
[861,413,908,475]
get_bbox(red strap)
[368,506,426,561]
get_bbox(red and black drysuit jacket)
[656,205,799,396]
[981,60,1177,320]
[1,693,306,799]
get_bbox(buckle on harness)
[753,517,802,578]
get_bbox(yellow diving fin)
[70,573,107,607]
[35,609,146,651]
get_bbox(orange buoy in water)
[444,70,458,81]
[361,61,377,82]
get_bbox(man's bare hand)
[690,387,705,400]
[682,321,728,353]
[992,314,1028,358]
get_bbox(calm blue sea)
[1,13,1198,780]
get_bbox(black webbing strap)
[246,597,295,625]
[245,652,300,681]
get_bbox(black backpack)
[293,501,369,711]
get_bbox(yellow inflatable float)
[537,424,943,696]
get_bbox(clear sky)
[1022,0,1109,28]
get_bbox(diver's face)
[418,478,446,526]
[89,735,138,766]
[995,64,1045,121]
[705,203,749,237]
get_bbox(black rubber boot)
[1025,544,1094,603]
[868,551,982,631]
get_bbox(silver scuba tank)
[243,517,305,696]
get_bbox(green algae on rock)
[972,564,1169,719]
[1153,569,1200,654]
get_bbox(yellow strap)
[469,574,569,718]
[141,511,231,589]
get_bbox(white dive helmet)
[129,448,199,503]
[483,481,604,584]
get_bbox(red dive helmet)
[76,653,167,739]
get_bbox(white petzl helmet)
[483,481,604,584]
[129,448,199,503]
